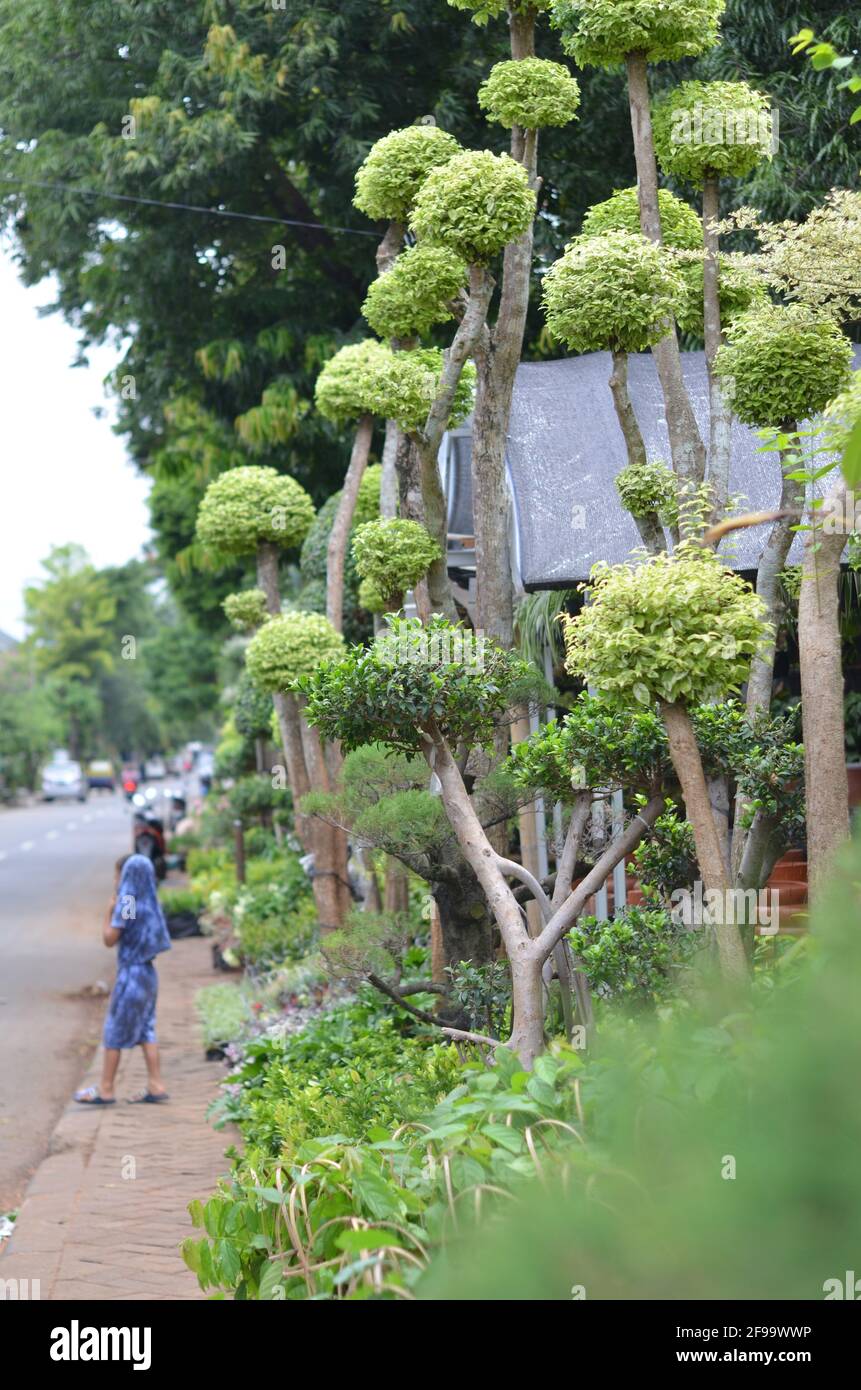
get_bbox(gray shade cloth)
[449,348,859,590]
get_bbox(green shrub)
[353,125,462,223]
[195,983,252,1050]
[714,304,854,427]
[653,80,773,185]
[365,347,476,432]
[351,517,442,601]
[160,885,206,917]
[183,1036,584,1299]
[314,339,393,424]
[246,611,346,693]
[235,893,318,970]
[543,231,685,354]
[478,57,580,129]
[549,0,725,68]
[362,245,468,341]
[570,904,701,1005]
[411,150,536,263]
[223,589,268,632]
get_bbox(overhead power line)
[0,174,380,239]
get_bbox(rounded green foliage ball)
[653,81,773,185]
[223,589,269,632]
[674,254,768,336]
[542,231,684,355]
[362,245,468,341]
[367,347,477,432]
[352,518,442,601]
[315,339,394,424]
[354,125,462,223]
[581,186,701,249]
[196,466,315,555]
[563,543,769,707]
[411,150,536,264]
[246,611,347,693]
[549,0,726,68]
[357,575,388,615]
[616,459,678,524]
[714,305,854,427]
[478,57,580,130]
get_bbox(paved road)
[0,792,135,1210]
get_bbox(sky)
[0,245,151,640]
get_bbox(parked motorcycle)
[133,806,167,881]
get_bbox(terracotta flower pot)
[768,857,808,885]
[847,764,861,809]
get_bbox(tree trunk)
[745,427,798,717]
[380,418,400,519]
[326,413,373,632]
[660,700,748,983]
[799,483,850,899]
[626,51,706,495]
[702,174,732,519]
[298,702,352,932]
[609,347,664,553]
[414,263,495,620]
[432,866,496,970]
[256,541,312,849]
[470,5,537,650]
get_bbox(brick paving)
[1,936,231,1300]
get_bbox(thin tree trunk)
[471,7,537,648]
[380,418,400,519]
[298,702,352,932]
[626,51,705,495]
[745,427,798,717]
[414,264,495,619]
[609,347,664,553]
[326,413,373,632]
[702,174,732,519]
[256,542,312,849]
[660,700,748,982]
[799,482,850,899]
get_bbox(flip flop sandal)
[128,1091,170,1104]
[74,1087,115,1106]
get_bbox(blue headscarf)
[111,854,172,965]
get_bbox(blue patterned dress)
[103,855,172,1050]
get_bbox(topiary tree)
[367,348,476,434]
[543,229,685,552]
[195,465,317,865]
[301,614,665,1065]
[362,244,468,343]
[315,349,381,634]
[352,517,442,612]
[550,0,728,491]
[615,458,679,550]
[653,80,774,522]
[447,4,576,649]
[297,464,381,642]
[223,589,268,633]
[562,543,770,983]
[246,611,349,932]
[195,466,315,557]
[314,341,394,634]
[715,304,853,717]
[580,184,764,337]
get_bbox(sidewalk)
[1,936,230,1300]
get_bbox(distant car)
[86,759,116,792]
[143,756,167,780]
[42,760,87,802]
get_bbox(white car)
[143,756,167,780]
[42,760,88,802]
